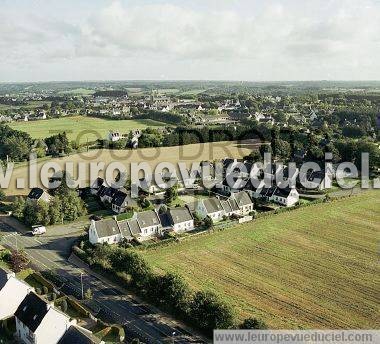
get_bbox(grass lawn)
[10,116,165,143]
[141,191,380,329]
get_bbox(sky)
[0,0,379,82]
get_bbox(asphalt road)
[0,217,206,344]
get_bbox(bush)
[10,250,29,273]
[61,299,68,313]
[0,249,11,262]
[239,317,267,329]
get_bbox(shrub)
[239,317,267,329]
[61,299,68,313]
[10,250,29,273]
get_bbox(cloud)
[0,0,379,81]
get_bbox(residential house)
[27,188,51,203]
[271,187,299,207]
[135,210,163,238]
[15,292,73,344]
[160,207,194,233]
[89,218,122,245]
[0,268,33,320]
[196,197,225,222]
[231,191,254,215]
[111,190,136,214]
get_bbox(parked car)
[31,225,46,236]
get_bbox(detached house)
[15,293,73,344]
[271,187,299,207]
[111,190,136,214]
[0,268,33,320]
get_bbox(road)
[0,216,206,344]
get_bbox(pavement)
[0,215,207,344]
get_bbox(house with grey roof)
[135,210,163,239]
[89,218,122,245]
[231,191,254,215]
[160,207,194,233]
[196,197,225,223]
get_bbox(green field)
[10,116,165,143]
[142,191,380,329]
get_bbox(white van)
[32,225,46,236]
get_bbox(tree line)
[74,242,266,336]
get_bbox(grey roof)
[234,191,253,207]
[127,218,141,235]
[15,293,48,333]
[203,198,223,213]
[58,326,102,344]
[94,218,120,238]
[118,219,133,239]
[221,200,233,213]
[137,210,161,228]
[168,207,193,224]
[273,187,294,198]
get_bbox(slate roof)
[203,198,223,213]
[168,207,193,224]
[15,293,48,333]
[93,218,120,238]
[221,200,233,213]
[137,210,161,228]
[234,191,253,207]
[27,188,45,200]
[118,220,133,239]
[127,219,140,235]
[273,187,294,198]
[112,190,129,206]
[103,187,117,199]
[58,326,102,344]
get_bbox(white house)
[0,268,33,320]
[165,207,194,233]
[270,187,299,207]
[135,210,163,238]
[15,292,73,344]
[89,218,122,245]
[108,131,122,142]
[196,197,225,222]
[232,191,254,215]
